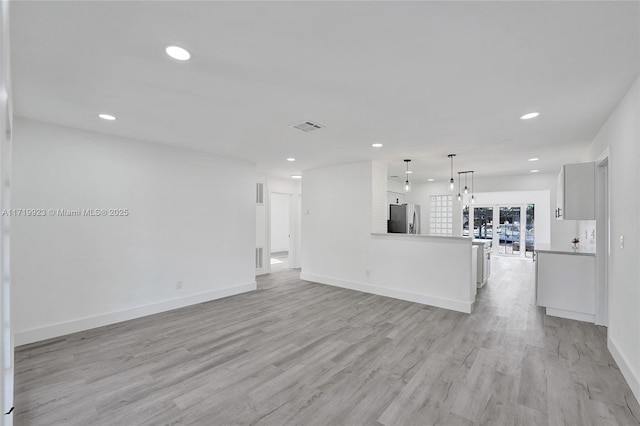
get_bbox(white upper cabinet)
[556,162,595,220]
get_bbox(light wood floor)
[14,257,640,425]
[270,251,289,271]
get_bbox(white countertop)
[371,233,470,242]
[535,243,596,256]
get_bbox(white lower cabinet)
[536,251,595,323]
[472,241,491,288]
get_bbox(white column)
[288,193,302,269]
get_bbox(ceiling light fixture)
[427,178,435,182]
[405,170,413,174]
[291,175,302,179]
[531,169,539,173]
[448,154,456,190]
[528,157,539,162]
[165,45,191,61]
[98,113,116,121]
[371,143,383,148]
[286,158,296,162]
[520,112,540,120]
[457,171,475,203]
[404,159,411,192]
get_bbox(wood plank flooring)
[14,256,640,425]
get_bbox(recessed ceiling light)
[520,112,540,120]
[291,175,302,179]
[286,158,296,162]
[531,169,539,173]
[371,143,383,148]
[165,45,191,61]
[98,113,116,121]
[405,171,413,174]
[427,178,435,182]
[528,157,539,162]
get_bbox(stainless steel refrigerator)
[388,204,421,234]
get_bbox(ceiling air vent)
[291,121,324,132]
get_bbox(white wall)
[301,161,474,313]
[577,220,597,252]
[268,176,301,195]
[581,76,640,402]
[407,173,578,245]
[270,192,290,252]
[0,0,14,422]
[12,119,257,345]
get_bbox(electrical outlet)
[176,281,183,289]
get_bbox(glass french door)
[463,206,494,239]
[498,207,521,255]
[463,203,535,257]
[525,204,535,257]
[473,207,493,240]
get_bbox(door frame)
[595,148,610,326]
[267,190,301,270]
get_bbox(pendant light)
[448,154,456,190]
[464,172,469,194]
[457,172,462,201]
[471,171,476,203]
[404,159,411,192]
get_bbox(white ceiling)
[10,1,640,182]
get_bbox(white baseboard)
[300,272,472,314]
[608,335,640,405]
[15,282,256,346]
[545,307,595,323]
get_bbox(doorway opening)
[270,192,291,271]
[498,207,521,255]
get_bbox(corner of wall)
[371,161,388,234]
